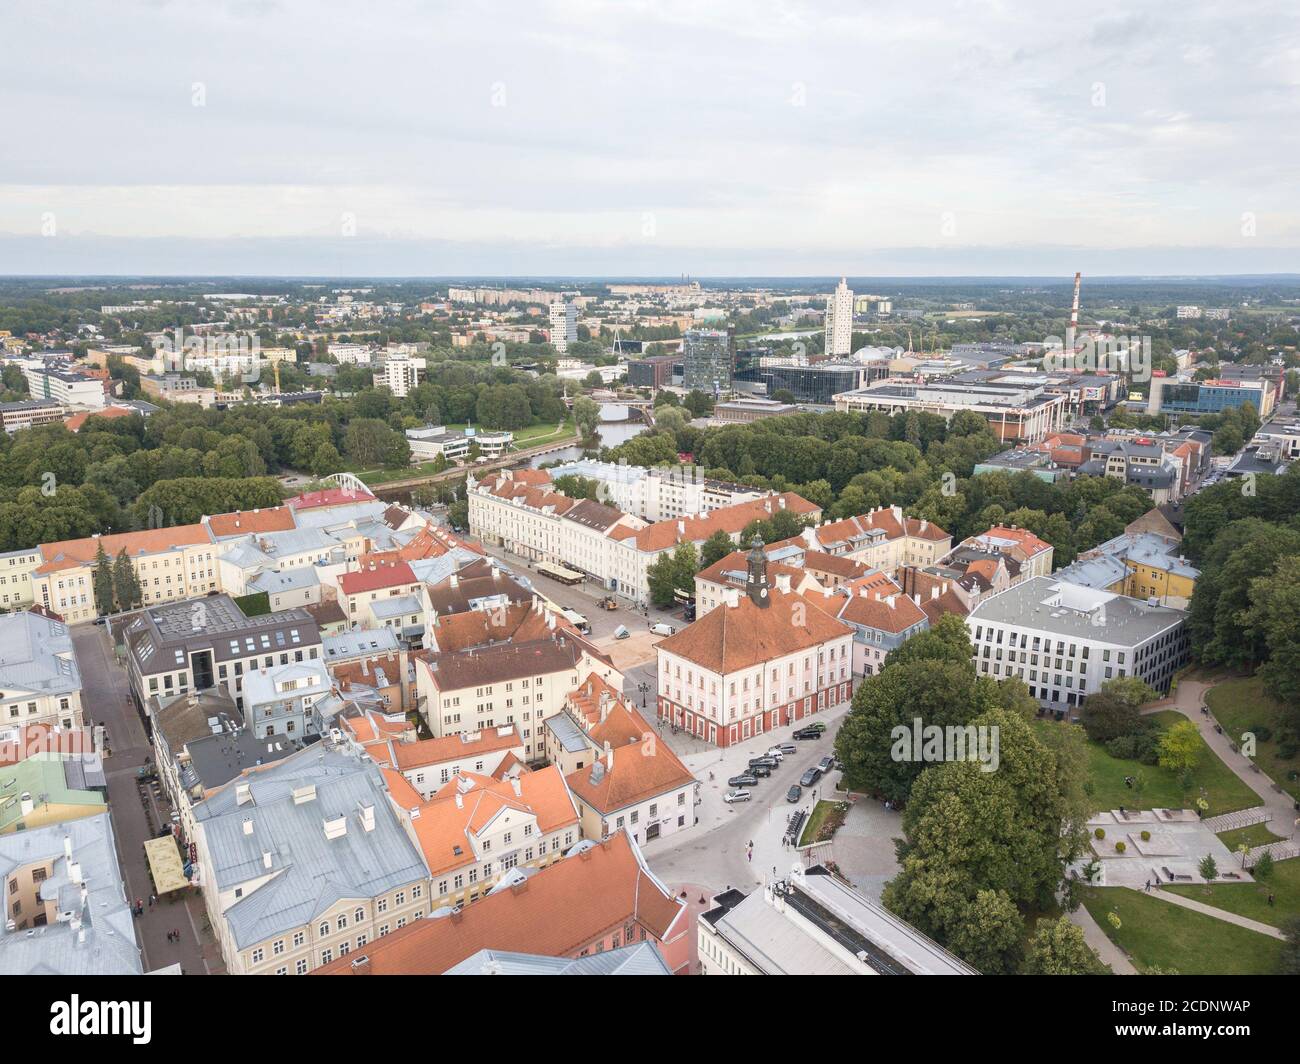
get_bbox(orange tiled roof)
[37,524,210,572]
[618,493,820,554]
[429,601,571,653]
[63,406,135,432]
[204,506,297,539]
[406,767,578,877]
[566,704,694,815]
[388,727,525,773]
[656,587,850,674]
[314,831,685,975]
[835,589,928,633]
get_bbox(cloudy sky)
[2,0,1298,276]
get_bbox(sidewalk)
[1066,905,1138,974]
[1153,889,1286,940]
[1145,678,1299,839]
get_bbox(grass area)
[1205,676,1300,803]
[1217,823,1286,851]
[1166,858,1300,929]
[1054,711,1258,817]
[798,800,847,847]
[1080,886,1284,974]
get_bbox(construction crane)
[1065,271,1082,355]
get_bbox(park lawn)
[1217,823,1286,850]
[1165,858,1300,929]
[1080,887,1284,974]
[1205,676,1300,803]
[1063,712,1258,817]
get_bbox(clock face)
[760,588,768,598]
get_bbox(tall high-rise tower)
[824,277,854,357]
[549,300,577,354]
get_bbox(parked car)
[723,789,752,804]
[806,722,827,733]
[786,784,802,803]
[764,747,785,762]
[748,757,777,769]
[799,767,822,787]
[727,774,758,788]
[793,728,821,741]
[649,622,676,636]
[748,764,772,778]
[776,743,797,754]
[817,756,835,774]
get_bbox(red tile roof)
[313,831,685,975]
[287,486,375,511]
[339,559,418,595]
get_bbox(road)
[640,703,855,902]
[71,624,223,974]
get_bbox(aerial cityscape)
[1,0,1296,1026]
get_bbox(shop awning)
[144,835,189,894]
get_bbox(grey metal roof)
[125,595,320,674]
[0,612,81,699]
[193,747,428,950]
[545,712,592,755]
[0,812,141,975]
[967,576,1186,645]
[185,729,305,791]
[247,567,321,595]
[444,941,670,975]
[322,628,401,662]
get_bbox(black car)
[727,774,758,788]
[749,763,772,778]
[786,784,802,803]
[748,757,777,769]
[799,767,822,787]
[793,728,821,741]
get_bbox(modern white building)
[376,351,423,397]
[548,301,578,353]
[824,277,854,358]
[966,576,1190,712]
[699,865,976,975]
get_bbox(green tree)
[572,396,601,442]
[1157,719,1202,777]
[1020,917,1110,974]
[92,540,115,616]
[1198,854,1218,881]
[699,530,735,569]
[1247,555,1300,705]
[835,659,998,802]
[111,548,141,611]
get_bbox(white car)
[764,747,785,762]
[723,789,752,804]
[649,622,676,636]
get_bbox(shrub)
[1250,724,1274,743]
[1094,827,1106,840]
[1141,830,1151,841]
[1254,851,1275,881]
[1115,841,1127,853]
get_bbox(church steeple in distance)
[745,535,770,608]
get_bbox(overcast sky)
[3,0,1298,276]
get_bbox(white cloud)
[1,0,1297,273]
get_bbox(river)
[527,403,647,466]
